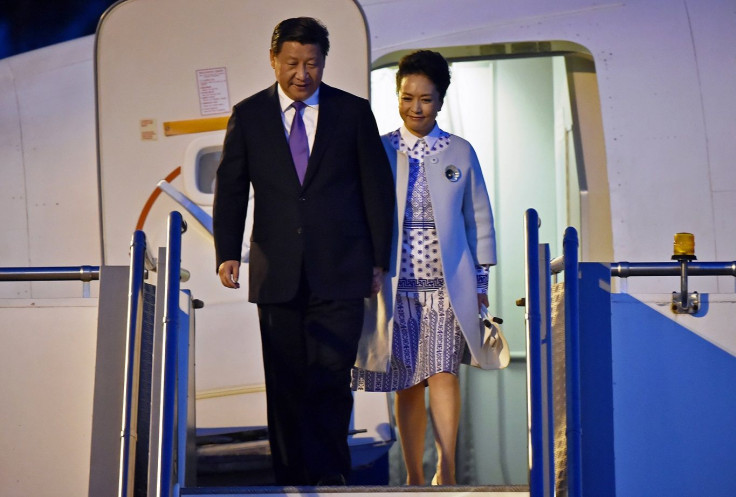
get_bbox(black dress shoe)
[316,474,347,486]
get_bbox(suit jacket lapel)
[302,83,339,188]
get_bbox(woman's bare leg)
[427,372,460,485]
[395,383,428,485]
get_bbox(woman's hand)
[371,267,385,296]
[477,292,489,310]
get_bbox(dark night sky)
[0,1,119,59]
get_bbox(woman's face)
[398,73,443,137]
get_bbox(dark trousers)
[257,275,364,485]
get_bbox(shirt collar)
[277,84,320,112]
[399,122,441,151]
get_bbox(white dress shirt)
[277,84,319,153]
[398,122,442,152]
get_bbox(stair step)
[195,428,392,487]
[181,485,531,496]
[196,428,273,486]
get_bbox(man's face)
[270,41,325,101]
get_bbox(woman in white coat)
[352,50,497,485]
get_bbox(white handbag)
[469,305,511,370]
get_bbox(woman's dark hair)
[271,17,330,57]
[395,50,451,101]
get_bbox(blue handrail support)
[523,209,583,497]
[524,209,545,495]
[158,212,183,497]
[155,211,197,497]
[563,227,582,497]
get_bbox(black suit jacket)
[213,83,395,304]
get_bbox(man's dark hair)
[396,50,451,102]
[271,17,330,57]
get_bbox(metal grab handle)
[611,261,736,278]
[611,260,736,314]
[0,266,100,281]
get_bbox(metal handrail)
[0,266,101,298]
[0,266,100,281]
[524,210,583,497]
[176,290,193,492]
[119,231,147,497]
[550,256,564,275]
[524,209,545,496]
[611,261,736,278]
[563,227,583,497]
[542,244,556,495]
[612,260,736,313]
[158,212,185,497]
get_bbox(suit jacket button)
[296,227,303,235]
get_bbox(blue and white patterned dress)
[351,128,487,392]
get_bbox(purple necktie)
[289,101,309,184]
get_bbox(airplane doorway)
[370,47,607,485]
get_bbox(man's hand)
[218,260,241,289]
[371,267,385,296]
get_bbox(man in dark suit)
[213,17,394,486]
